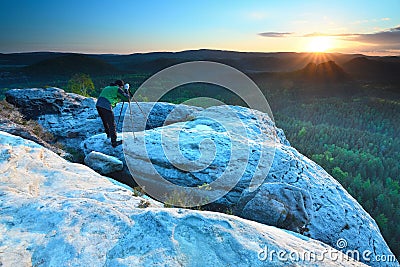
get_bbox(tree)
[375,213,388,232]
[298,126,307,138]
[332,166,348,181]
[67,73,95,97]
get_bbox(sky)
[0,0,399,55]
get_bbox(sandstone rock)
[84,151,124,175]
[0,117,70,159]
[81,133,123,158]
[81,133,137,187]
[5,87,103,151]
[114,101,203,132]
[239,182,313,233]
[0,131,367,266]
[81,105,398,266]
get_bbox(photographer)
[96,80,130,148]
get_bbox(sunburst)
[307,36,332,52]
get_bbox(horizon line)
[0,49,378,57]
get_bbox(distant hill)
[1,49,399,87]
[116,55,303,73]
[0,52,66,68]
[289,60,350,83]
[123,57,191,73]
[0,50,378,74]
[23,54,118,76]
[90,50,360,74]
[251,60,351,85]
[343,57,400,84]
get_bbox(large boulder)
[0,131,367,266]
[5,87,103,151]
[82,105,398,266]
[84,151,124,175]
[239,182,313,233]
[113,101,203,132]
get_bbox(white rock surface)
[0,131,368,266]
[82,105,398,266]
[0,117,70,159]
[84,151,124,175]
[5,87,103,150]
[114,101,203,132]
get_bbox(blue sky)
[0,0,399,55]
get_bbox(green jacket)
[98,85,129,108]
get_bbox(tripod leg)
[116,102,125,130]
[127,99,136,139]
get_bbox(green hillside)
[23,54,119,77]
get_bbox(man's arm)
[117,87,129,102]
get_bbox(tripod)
[119,83,150,139]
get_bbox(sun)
[307,36,332,52]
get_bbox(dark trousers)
[96,106,117,143]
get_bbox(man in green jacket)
[96,80,129,147]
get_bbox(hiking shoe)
[112,140,123,148]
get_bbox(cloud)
[258,32,293,37]
[257,26,400,54]
[297,26,400,45]
[302,32,355,37]
[345,26,400,45]
[259,26,400,44]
